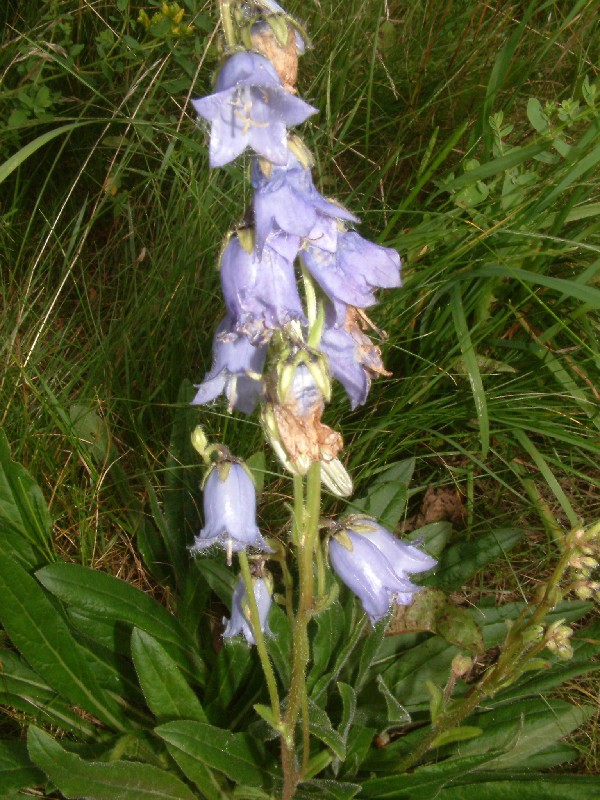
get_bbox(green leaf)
[155,720,271,788]
[0,553,125,731]
[36,562,205,686]
[451,285,488,458]
[387,588,484,653]
[424,528,522,592]
[205,639,254,718]
[246,451,266,498]
[69,403,116,465]
[308,700,346,760]
[455,698,596,769]
[526,97,549,133]
[0,122,85,184]
[0,430,54,565]
[131,628,207,723]
[308,601,345,691]
[435,776,600,799]
[27,727,197,800]
[376,675,411,725]
[0,739,44,792]
[266,603,292,685]
[430,726,483,748]
[361,753,497,798]
[354,459,414,531]
[296,779,361,800]
[406,521,452,559]
[337,682,357,746]
[0,650,98,736]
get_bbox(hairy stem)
[238,551,280,722]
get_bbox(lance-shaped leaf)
[155,720,271,788]
[131,628,207,724]
[0,430,54,566]
[0,740,44,793]
[36,562,205,686]
[27,727,197,800]
[0,552,126,730]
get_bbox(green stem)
[238,551,280,722]
[281,462,321,799]
[395,532,576,773]
[219,0,236,49]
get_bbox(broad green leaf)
[266,603,292,684]
[246,451,267,497]
[27,727,197,800]
[155,720,270,788]
[455,698,595,769]
[376,675,411,726]
[526,97,548,133]
[406,521,452,559]
[205,640,254,718]
[424,528,522,592]
[337,682,357,746]
[387,588,484,654]
[338,726,377,780]
[296,779,361,800]
[0,553,125,731]
[36,562,205,686]
[435,776,600,799]
[131,628,207,723]
[308,600,345,691]
[308,700,346,760]
[69,403,116,464]
[0,651,97,736]
[0,739,44,792]
[0,430,54,565]
[361,753,497,798]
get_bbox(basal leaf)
[308,700,346,760]
[131,628,207,724]
[0,739,44,792]
[155,720,271,788]
[434,775,600,799]
[424,529,522,592]
[0,553,126,731]
[27,727,197,800]
[36,562,205,686]
[353,459,415,531]
[0,430,54,566]
[295,778,361,799]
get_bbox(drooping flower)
[192,52,317,168]
[220,232,306,344]
[190,462,272,557]
[192,316,267,414]
[252,153,358,256]
[320,306,390,409]
[301,230,402,321]
[223,576,273,645]
[328,517,436,623]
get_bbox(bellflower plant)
[188,3,435,797]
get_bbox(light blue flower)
[302,231,401,321]
[190,463,272,555]
[192,52,317,167]
[328,517,436,623]
[252,153,358,256]
[223,577,273,645]
[192,316,266,414]
[220,233,306,344]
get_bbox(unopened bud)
[451,654,473,678]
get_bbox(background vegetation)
[1,0,599,791]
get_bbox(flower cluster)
[188,3,431,644]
